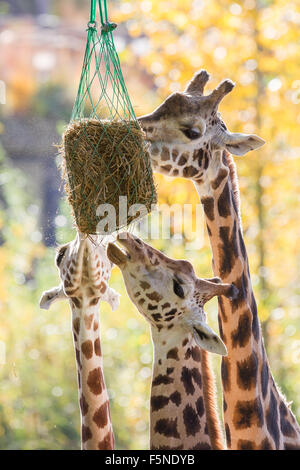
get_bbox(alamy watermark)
[96,197,206,250]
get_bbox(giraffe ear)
[192,322,227,356]
[39,285,67,310]
[223,132,265,156]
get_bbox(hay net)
[61,0,157,235]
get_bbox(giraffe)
[40,232,120,450]
[107,232,239,450]
[137,70,300,449]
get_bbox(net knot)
[87,21,97,32]
[101,22,117,33]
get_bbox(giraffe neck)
[195,152,300,450]
[70,300,114,450]
[150,328,225,450]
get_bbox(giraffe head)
[40,233,120,312]
[107,233,238,355]
[138,70,265,182]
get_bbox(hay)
[60,119,157,234]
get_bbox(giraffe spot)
[98,433,114,450]
[140,281,151,290]
[94,338,101,356]
[231,311,252,348]
[146,291,163,302]
[223,397,227,412]
[218,223,239,276]
[165,308,177,317]
[203,154,209,169]
[165,315,175,322]
[266,390,280,448]
[88,287,96,297]
[217,182,231,218]
[161,147,170,161]
[185,346,201,362]
[161,165,172,173]
[166,347,179,361]
[152,374,174,386]
[193,148,204,163]
[182,337,189,347]
[260,438,273,450]
[100,282,107,294]
[162,302,171,309]
[181,367,202,395]
[237,439,255,450]
[237,352,258,390]
[225,423,231,448]
[154,418,180,439]
[183,166,198,178]
[75,348,82,369]
[178,154,188,166]
[151,395,169,412]
[192,442,211,450]
[172,149,179,160]
[166,367,174,375]
[93,402,109,428]
[231,272,248,312]
[77,371,81,388]
[152,313,162,321]
[148,304,158,310]
[251,292,260,341]
[172,169,179,176]
[279,402,297,438]
[73,318,80,335]
[71,297,82,309]
[81,340,93,359]
[195,397,204,417]
[138,298,145,306]
[284,443,300,450]
[87,367,104,395]
[201,196,215,221]
[238,229,247,260]
[169,391,181,406]
[84,314,94,330]
[79,394,89,416]
[221,357,230,392]
[183,404,200,437]
[93,320,99,331]
[212,168,229,190]
[233,398,264,430]
[89,297,100,306]
[167,324,174,330]
[81,424,92,443]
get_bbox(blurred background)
[0,0,300,450]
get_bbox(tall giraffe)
[107,232,238,450]
[40,232,120,450]
[137,70,300,449]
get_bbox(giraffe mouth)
[107,242,130,267]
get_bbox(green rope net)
[61,0,157,235]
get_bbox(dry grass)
[60,119,157,234]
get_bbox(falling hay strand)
[60,119,157,234]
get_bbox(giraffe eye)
[173,279,185,299]
[182,127,202,140]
